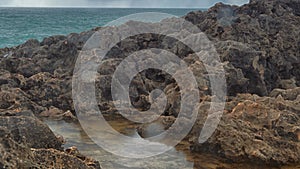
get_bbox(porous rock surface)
[0,0,299,166]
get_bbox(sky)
[0,0,249,8]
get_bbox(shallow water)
[44,116,300,169]
[45,118,195,169]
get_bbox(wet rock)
[40,106,64,117]
[61,110,77,121]
[40,107,77,121]
[137,116,176,138]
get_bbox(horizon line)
[0,6,208,9]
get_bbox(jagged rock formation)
[185,0,300,96]
[183,0,300,165]
[0,112,101,168]
[0,0,299,167]
[190,88,300,165]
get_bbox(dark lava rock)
[0,0,299,166]
[0,127,34,169]
[0,127,101,169]
[0,115,62,149]
[0,109,100,169]
[185,0,300,96]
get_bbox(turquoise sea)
[0,8,201,48]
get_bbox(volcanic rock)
[0,0,299,166]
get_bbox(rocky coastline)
[0,0,299,168]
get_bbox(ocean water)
[0,8,201,48]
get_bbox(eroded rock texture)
[0,0,299,166]
[0,113,101,168]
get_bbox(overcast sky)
[0,0,249,8]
